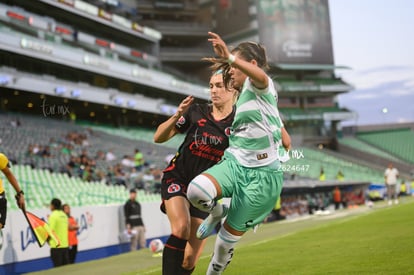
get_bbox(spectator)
[113,164,127,187]
[149,165,162,193]
[27,144,34,156]
[411,180,414,197]
[82,164,94,182]
[164,153,175,165]
[60,143,73,155]
[48,138,60,149]
[79,149,89,161]
[307,194,317,215]
[128,168,143,190]
[0,153,26,229]
[10,118,21,127]
[336,170,344,181]
[121,155,135,168]
[134,149,145,171]
[123,189,146,251]
[95,150,105,161]
[40,145,52,158]
[319,167,326,181]
[63,204,79,264]
[62,156,79,178]
[105,150,116,162]
[332,186,342,210]
[69,112,76,123]
[32,144,41,155]
[48,198,69,267]
[141,167,155,193]
[269,197,285,221]
[384,163,399,205]
[399,180,407,197]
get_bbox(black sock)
[162,234,187,275]
[180,266,195,275]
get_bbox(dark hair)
[51,198,62,209]
[203,41,269,90]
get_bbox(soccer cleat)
[197,204,228,240]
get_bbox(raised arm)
[207,32,268,89]
[153,95,194,143]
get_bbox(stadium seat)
[357,129,414,164]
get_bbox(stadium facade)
[0,0,356,148]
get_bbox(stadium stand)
[0,113,171,210]
[357,128,414,164]
[338,136,401,161]
[3,110,405,191]
[2,166,129,211]
[285,147,385,183]
[80,122,184,150]
[1,110,396,214]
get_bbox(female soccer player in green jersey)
[187,32,291,275]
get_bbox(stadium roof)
[275,78,353,94]
[275,64,351,71]
[280,107,358,122]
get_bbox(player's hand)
[279,149,290,163]
[15,193,26,211]
[176,95,194,117]
[208,32,231,60]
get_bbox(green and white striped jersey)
[226,77,284,167]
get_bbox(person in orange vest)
[333,186,342,210]
[63,204,79,264]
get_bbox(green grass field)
[27,198,414,275]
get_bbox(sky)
[328,0,414,126]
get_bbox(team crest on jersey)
[176,116,186,127]
[167,183,181,193]
[224,127,233,136]
[197,118,207,127]
[256,153,268,160]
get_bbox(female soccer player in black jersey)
[154,71,238,275]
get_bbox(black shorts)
[160,176,208,220]
[0,193,7,227]
[50,247,70,267]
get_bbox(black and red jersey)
[163,103,235,185]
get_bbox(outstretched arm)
[153,95,194,143]
[3,167,25,210]
[207,32,268,89]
